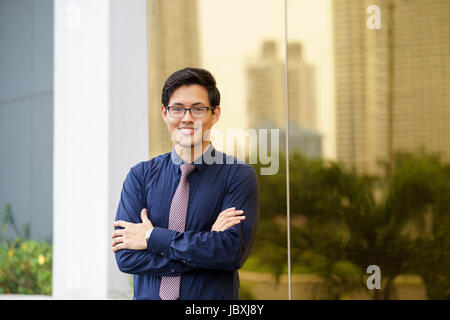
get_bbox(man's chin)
[176,142,194,149]
[175,138,202,149]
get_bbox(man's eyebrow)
[171,102,206,107]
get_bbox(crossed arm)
[111,207,245,252]
[112,164,259,276]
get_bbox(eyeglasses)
[165,105,215,118]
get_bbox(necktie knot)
[180,163,195,177]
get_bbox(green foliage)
[239,282,256,300]
[0,204,52,295]
[249,150,450,299]
[250,219,288,284]
[0,238,52,295]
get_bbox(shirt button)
[171,269,175,273]
[182,260,186,264]
[160,252,164,256]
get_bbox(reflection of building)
[333,0,388,174]
[246,41,285,130]
[334,0,450,174]
[287,43,318,132]
[147,0,201,157]
[392,0,450,162]
[246,40,322,158]
[259,119,322,159]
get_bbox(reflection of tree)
[249,151,450,299]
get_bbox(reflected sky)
[199,0,335,159]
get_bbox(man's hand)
[211,207,245,232]
[112,208,153,253]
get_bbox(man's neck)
[174,141,211,164]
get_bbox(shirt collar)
[171,143,216,174]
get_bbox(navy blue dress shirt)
[114,143,259,300]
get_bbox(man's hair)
[161,67,221,108]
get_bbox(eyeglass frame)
[164,105,216,118]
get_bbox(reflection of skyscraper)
[333,0,389,174]
[334,0,450,174]
[246,40,285,130]
[246,40,322,158]
[392,0,450,162]
[147,0,200,157]
[287,43,318,132]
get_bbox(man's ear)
[161,105,168,123]
[211,106,221,125]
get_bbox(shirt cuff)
[145,228,153,240]
[147,226,177,256]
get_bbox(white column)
[53,0,148,299]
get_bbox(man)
[111,68,259,300]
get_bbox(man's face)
[161,84,220,149]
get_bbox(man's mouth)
[178,127,196,135]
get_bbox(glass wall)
[147,0,450,300]
[147,0,287,299]
[287,0,450,300]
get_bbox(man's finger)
[216,216,245,231]
[219,207,235,215]
[112,242,126,253]
[219,208,240,218]
[222,216,245,227]
[224,210,244,217]
[114,220,129,228]
[141,208,149,222]
[111,229,124,239]
[112,236,124,247]
[222,220,241,231]
[226,216,245,222]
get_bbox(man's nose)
[181,109,194,122]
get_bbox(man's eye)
[172,107,183,112]
[193,107,205,112]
